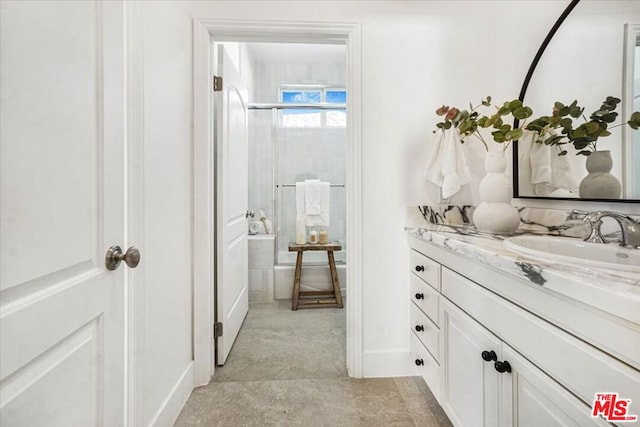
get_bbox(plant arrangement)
[435,96,534,151]
[525,96,640,156]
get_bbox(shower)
[245,42,347,302]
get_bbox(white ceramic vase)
[578,150,621,199]
[472,151,521,234]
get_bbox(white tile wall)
[248,235,275,302]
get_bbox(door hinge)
[214,322,223,338]
[213,76,223,92]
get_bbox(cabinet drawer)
[410,302,439,362]
[410,249,440,291]
[410,274,439,325]
[442,267,640,411]
[410,331,440,401]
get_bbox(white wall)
[137,3,640,405]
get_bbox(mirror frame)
[512,0,640,203]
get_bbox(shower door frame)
[192,19,363,385]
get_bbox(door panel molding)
[192,19,363,384]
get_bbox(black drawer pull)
[494,360,512,373]
[415,325,424,332]
[415,293,424,300]
[481,350,497,362]
[415,265,425,272]
[415,359,424,366]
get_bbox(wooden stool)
[288,242,344,310]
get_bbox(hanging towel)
[423,128,471,199]
[304,179,323,215]
[305,179,330,227]
[526,130,579,195]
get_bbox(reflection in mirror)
[516,1,640,202]
[623,24,640,199]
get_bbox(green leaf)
[508,99,523,111]
[577,150,592,156]
[507,128,523,140]
[513,106,533,120]
[491,130,507,143]
[444,122,452,129]
[584,122,601,134]
[605,96,621,105]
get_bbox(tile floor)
[174,300,452,426]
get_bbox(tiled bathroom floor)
[174,300,452,426]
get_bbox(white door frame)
[192,18,363,385]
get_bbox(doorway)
[214,40,348,379]
[192,20,363,384]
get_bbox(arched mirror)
[514,0,640,202]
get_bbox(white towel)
[305,180,330,227]
[423,128,471,199]
[296,180,330,227]
[526,130,579,195]
[305,179,323,215]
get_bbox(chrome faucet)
[582,211,640,249]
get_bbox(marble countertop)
[406,224,640,325]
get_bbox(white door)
[215,46,249,365]
[1,2,128,426]
[440,300,502,427]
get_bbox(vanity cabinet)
[408,236,637,427]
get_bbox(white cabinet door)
[440,300,502,427]
[215,45,249,365]
[500,345,610,427]
[1,1,127,426]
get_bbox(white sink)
[504,235,640,273]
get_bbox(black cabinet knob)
[415,265,425,272]
[415,359,424,366]
[415,325,424,332]
[415,293,424,300]
[494,360,512,373]
[481,350,497,362]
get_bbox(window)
[279,86,346,128]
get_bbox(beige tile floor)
[174,300,452,426]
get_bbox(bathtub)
[248,234,275,302]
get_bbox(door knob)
[246,210,255,218]
[415,293,424,300]
[415,325,424,332]
[105,246,140,270]
[415,359,424,366]
[415,265,425,272]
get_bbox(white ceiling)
[246,42,346,64]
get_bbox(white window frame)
[278,84,346,128]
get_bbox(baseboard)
[362,349,414,378]
[149,362,194,427]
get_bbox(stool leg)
[327,250,343,308]
[292,251,303,310]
